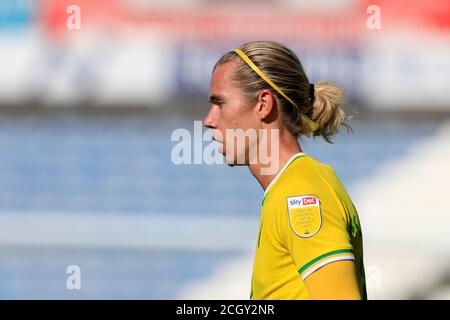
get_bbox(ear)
[256,89,276,121]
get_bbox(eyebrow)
[208,95,224,104]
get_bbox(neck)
[248,130,302,192]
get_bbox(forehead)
[210,61,238,96]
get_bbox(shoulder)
[262,154,354,237]
[261,156,322,238]
[267,154,335,202]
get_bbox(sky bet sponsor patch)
[286,195,322,238]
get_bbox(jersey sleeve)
[280,194,355,281]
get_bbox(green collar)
[261,152,307,206]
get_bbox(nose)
[203,106,217,129]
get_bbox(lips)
[212,136,224,154]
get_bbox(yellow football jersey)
[250,152,367,300]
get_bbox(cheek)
[220,108,240,129]
[232,112,254,131]
[229,101,254,129]
[220,95,255,132]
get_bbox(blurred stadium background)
[0,0,449,299]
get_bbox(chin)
[224,154,248,167]
[226,162,247,167]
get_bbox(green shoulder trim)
[298,249,354,274]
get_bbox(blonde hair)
[214,41,351,143]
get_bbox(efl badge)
[287,195,322,238]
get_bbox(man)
[203,41,366,299]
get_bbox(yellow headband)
[234,48,319,133]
